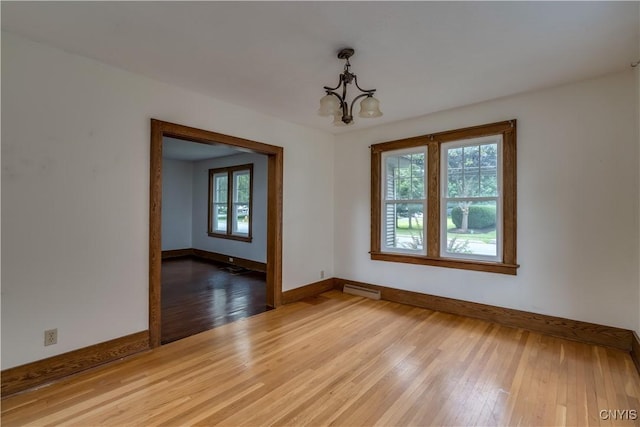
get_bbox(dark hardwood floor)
[161,256,267,344]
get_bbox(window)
[208,164,253,242]
[441,136,501,261]
[371,121,518,275]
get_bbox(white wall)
[161,158,193,251]
[637,9,640,337]
[335,71,639,332]
[3,30,636,372]
[191,153,268,263]
[1,32,335,369]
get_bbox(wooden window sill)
[370,251,519,275]
[208,232,252,243]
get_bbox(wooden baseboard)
[191,249,267,273]
[161,248,194,259]
[631,332,640,374]
[1,331,149,397]
[282,278,336,304]
[331,278,633,352]
[161,248,267,273]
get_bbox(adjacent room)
[2,2,639,426]
[160,137,269,344]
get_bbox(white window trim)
[380,147,428,255]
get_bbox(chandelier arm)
[323,76,344,92]
[352,75,377,95]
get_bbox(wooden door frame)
[149,119,283,348]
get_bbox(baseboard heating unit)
[343,284,381,300]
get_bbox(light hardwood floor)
[2,291,639,426]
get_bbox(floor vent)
[343,284,381,300]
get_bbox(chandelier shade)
[318,94,341,116]
[319,47,382,125]
[359,95,382,118]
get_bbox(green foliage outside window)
[451,205,496,229]
[447,143,498,198]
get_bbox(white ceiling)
[2,2,638,134]
[163,136,246,161]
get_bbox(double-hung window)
[441,136,501,261]
[208,164,253,242]
[371,120,518,275]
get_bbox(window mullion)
[226,171,233,235]
[427,142,439,257]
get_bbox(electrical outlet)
[321,270,325,279]
[229,257,234,263]
[44,329,57,346]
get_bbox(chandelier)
[318,48,382,125]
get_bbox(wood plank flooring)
[161,257,267,344]
[2,291,639,426]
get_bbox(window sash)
[381,148,427,255]
[211,202,227,233]
[231,202,249,235]
[211,173,228,234]
[439,198,501,261]
[233,171,250,203]
[440,137,503,262]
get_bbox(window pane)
[446,143,498,198]
[234,171,250,203]
[443,200,497,257]
[480,171,498,197]
[463,174,480,197]
[446,147,464,197]
[214,174,227,203]
[383,203,396,248]
[480,144,498,197]
[464,145,480,169]
[212,203,227,232]
[385,203,424,251]
[232,203,249,235]
[480,143,498,169]
[385,152,425,200]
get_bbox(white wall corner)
[636,1,640,337]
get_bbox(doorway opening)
[149,119,283,348]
